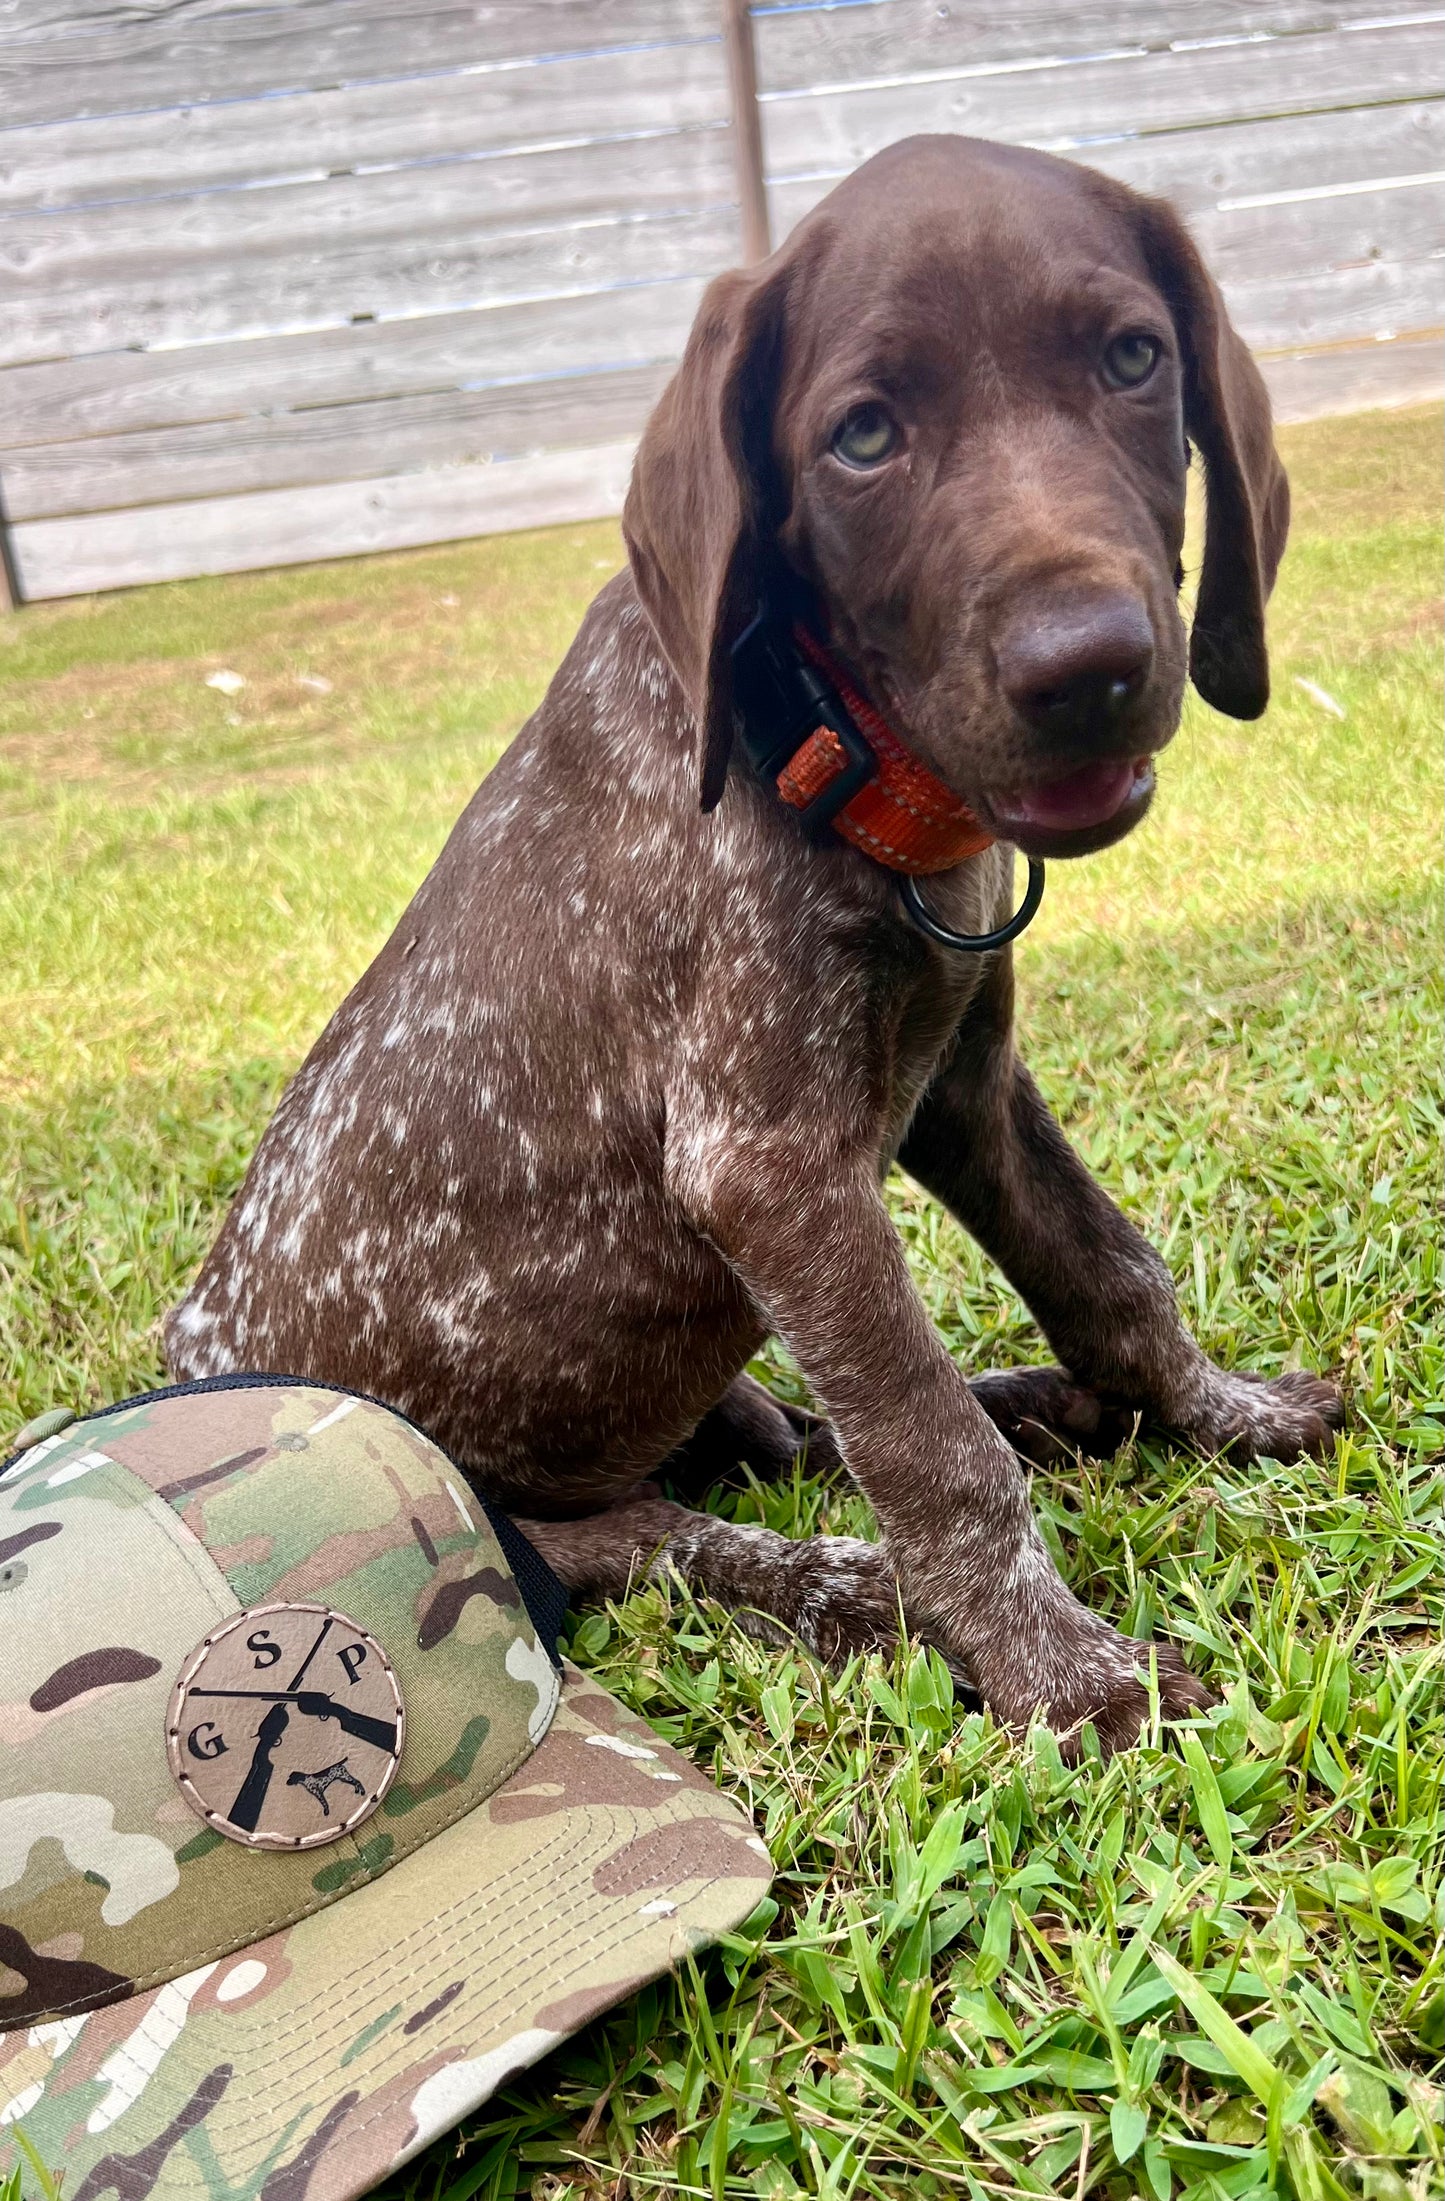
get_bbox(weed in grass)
[1,408,1440,2198]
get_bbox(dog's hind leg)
[658,1373,840,1501]
[902,962,1342,1466]
[966,1366,1137,1466]
[667,1365,1122,1492]
[663,1365,1114,1494]
[513,1484,927,1671]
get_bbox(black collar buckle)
[729,610,878,836]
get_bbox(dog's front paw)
[762,1540,976,1695]
[781,1536,908,1664]
[968,1617,1215,1761]
[1179,1366,1343,1464]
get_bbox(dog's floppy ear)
[1137,198,1289,720]
[624,259,790,809]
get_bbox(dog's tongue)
[999,757,1142,832]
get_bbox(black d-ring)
[899,855,1046,954]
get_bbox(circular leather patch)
[166,1603,405,1850]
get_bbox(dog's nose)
[996,593,1155,737]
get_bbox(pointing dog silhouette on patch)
[288,1758,366,1815]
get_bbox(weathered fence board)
[0,41,732,212]
[754,0,1383,91]
[2,121,724,258]
[766,97,1445,231]
[0,279,708,450]
[1225,258,1442,354]
[0,362,674,520]
[757,18,1445,185]
[0,37,739,365]
[0,0,1439,601]
[0,193,738,368]
[1264,328,1443,419]
[1193,179,1445,291]
[1051,97,1444,214]
[8,437,642,599]
[0,0,721,128]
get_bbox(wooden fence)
[1,0,1440,602]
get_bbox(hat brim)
[0,1661,772,2198]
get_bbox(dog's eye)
[1103,332,1161,389]
[831,404,899,468]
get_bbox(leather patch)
[166,1603,405,1850]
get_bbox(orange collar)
[769,629,995,877]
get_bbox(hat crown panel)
[0,1385,556,2026]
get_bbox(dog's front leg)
[899,966,1342,1463]
[665,1124,1210,1751]
[515,1480,915,1668]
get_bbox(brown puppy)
[167,136,1340,1753]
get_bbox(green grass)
[2,405,1441,2199]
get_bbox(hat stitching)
[33,1887,704,2193]
[14,1662,562,2020]
[278,1893,721,2174]
[131,1478,243,1627]
[52,1781,753,2108]
[29,1453,239,1626]
[193,1805,754,2099]
[72,1814,757,2160]
[174,1807,609,2082]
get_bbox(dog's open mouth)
[989,755,1155,852]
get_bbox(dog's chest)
[877,948,987,1153]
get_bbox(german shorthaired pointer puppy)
[168,135,1341,1753]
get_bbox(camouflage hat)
[0,1377,772,2197]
